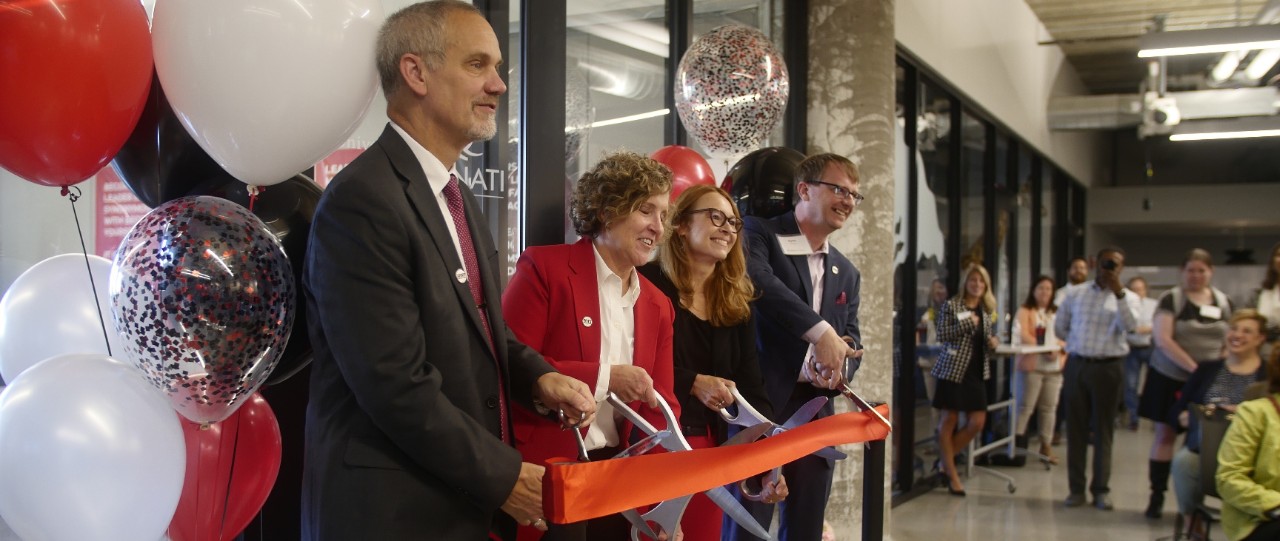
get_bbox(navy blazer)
[301,125,554,540]
[743,212,862,417]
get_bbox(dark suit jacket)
[501,239,677,468]
[742,212,861,418]
[301,124,554,540]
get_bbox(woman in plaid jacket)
[931,264,1000,496]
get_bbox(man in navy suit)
[726,153,864,541]
[301,2,594,539]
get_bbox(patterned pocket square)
[836,292,847,305]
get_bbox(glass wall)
[891,57,1082,499]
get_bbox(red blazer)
[502,238,677,469]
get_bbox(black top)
[638,262,772,442]
[1169,359,1267,452]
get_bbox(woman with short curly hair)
[503,151,678,541]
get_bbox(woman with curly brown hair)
[638,184,786,541]
[502,151,678,541]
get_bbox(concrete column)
[807,0,896,538]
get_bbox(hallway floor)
[891,421,1221,541]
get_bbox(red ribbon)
[543,405,890,524]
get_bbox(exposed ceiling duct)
[1048,87,1280,130]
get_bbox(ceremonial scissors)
[606,392,774,541]
[558,409,666,540]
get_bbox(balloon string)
[247,184,261,212]
[60,185,113,357]
[221,408,243,539]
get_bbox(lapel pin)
[582,316,593,327]
[455,269,467,283]
[832,266,839,275]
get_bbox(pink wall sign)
[94,167,150,259]
[314,147,366,188]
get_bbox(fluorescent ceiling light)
[1138,24,1280,58]
[1245,48,1280,79]
[1169,116,1280,141]
[564,109,669,132]
[1210,51,1244,82]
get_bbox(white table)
[966,344,1065,492]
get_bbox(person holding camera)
[1055,248,1140,511]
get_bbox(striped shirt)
[1055,282,1140,358]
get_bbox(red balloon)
[169,394,283,541]
[651,145,715,202]
[0,0,152,186]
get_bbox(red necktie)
[444,174,507,443]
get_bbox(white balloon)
[152,0,383,186]
[0,254,126,383]
[0,354,185,541]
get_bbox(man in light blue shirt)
[1055,247,1140,511]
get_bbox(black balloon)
[187,174,321,385]
[111,71,239,207]
[723,147,807,219]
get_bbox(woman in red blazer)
[503,151,678,541]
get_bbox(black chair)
[1185,404,1234,541]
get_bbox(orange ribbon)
[542,405,890,524]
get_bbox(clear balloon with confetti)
[675,24,789,162]
[109,196,295,424]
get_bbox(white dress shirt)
[800,241,833,381]
[389,123,466,271]
[584,243,640,450]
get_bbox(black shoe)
[1146,491,1164,518]
[1094,494,1114,510]
[1064,493,1086,507]
[948,485,966,497]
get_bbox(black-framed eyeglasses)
[686,208,744,232]
[806,180,866,205]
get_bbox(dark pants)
[724,384,834,541]
[1064,354,1124,496]
[1122,346,1152,424]
[1242,519,1280,541]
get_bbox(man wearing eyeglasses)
[727,153,864,541]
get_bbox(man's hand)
[501,462,548,531]
[534,373,596,427]
[610,365,658,407]
[760,473,789,504]
[812,329,855,389]
[692,374,736,410]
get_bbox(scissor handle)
[717,387,771,428]
[739,466,783,502]
[558,408,590,462]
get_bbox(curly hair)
[570,151,673,238]
[658,185,754,326]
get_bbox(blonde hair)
[657,185,754,326]
[959,264,997,314]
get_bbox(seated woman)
[1169,310,1269,532]
[502,151,678,541]
[1216,343,1280,541]
[637,184,786,541]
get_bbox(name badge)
[956,311,973,322]
[1199,305,1222,320]
[777,234,813,256]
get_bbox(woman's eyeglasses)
[686,208,744,232]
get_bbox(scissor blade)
[840,384,892,431]
[632,494,693,541]
[814,446,848,460]
[614,430,670,459]
[622,509,660,541]
[706,485,772,540]
[722,422,773,447]
[780,396,828,430]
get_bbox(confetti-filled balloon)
[675,25,789,161]
[110,196,295,424]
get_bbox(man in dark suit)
[726,153,864,541]
[301,2,595,539]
